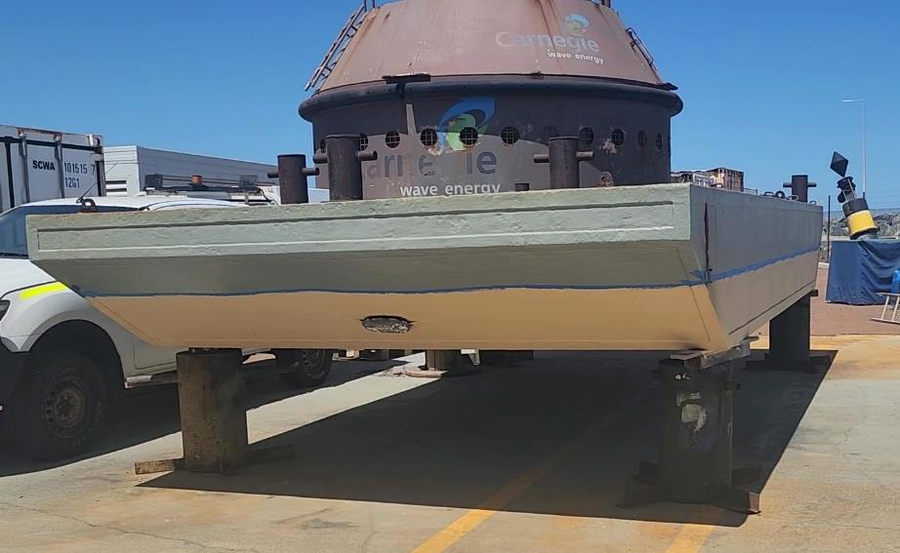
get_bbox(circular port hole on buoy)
[501,126,520,145]
[420,128,438,147]
[638,130,648,149]
[386,131,401,149]
[460,127,479,147]
[579,127,595,147]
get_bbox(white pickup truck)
[0,196,331,460]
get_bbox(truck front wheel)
[5,352,107,460]
[277,349,333,389]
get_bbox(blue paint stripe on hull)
[81,245,819,299]
[709,245,819,282]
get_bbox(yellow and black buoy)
[832,152,878,240]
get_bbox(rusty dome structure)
[300,0,684,199]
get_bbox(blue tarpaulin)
[827,240,900,305]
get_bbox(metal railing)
[305,1,373,91]
[626,27,656,71]
[143,174,277,205]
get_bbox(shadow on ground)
[0,358,400,477]
[138,349,834,527]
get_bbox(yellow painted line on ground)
[409,395,646,553]
[19,282,67,300]
[663,523,716,553]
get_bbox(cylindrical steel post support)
[549,137,581,190]
[176,349,248,473]
[276,154,311,205]
[657,361,736,503]
[768,294,812,370]
[783,175,816,203]
[324,134,364,201]
[534,136,594,189]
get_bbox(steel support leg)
[749,292,831,372]
[624,342,760,514]
[177,349,248,473]
[769,294,812,370]
[134,349,293,475]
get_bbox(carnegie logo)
[495,12,600,54]
[563,13,590,36]
[438,97,496,152]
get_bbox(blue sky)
[2,0,897,207]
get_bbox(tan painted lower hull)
[82,250,817,353]
[91,285,728,351]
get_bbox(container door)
[1,141,11,211]
[13,139,100,205]
[59,145,102,198]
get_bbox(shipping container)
[0,125,104,211]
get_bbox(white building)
[104,146,327,202]
[671,167,745,192]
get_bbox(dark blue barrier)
[827,240,900,305]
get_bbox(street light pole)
[842,99,868,197]
[863,101,868,198]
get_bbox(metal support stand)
[873,293,900,325]
[623,340,761,514]
[534,136,595,189]
[404,350,481,379]
[134,349,293,475]
[747,292,831,372]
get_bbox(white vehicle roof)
[20,195,240,211]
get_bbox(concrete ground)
[1,336,899,553]
[810,265,899,335]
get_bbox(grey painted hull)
[27,184,822,351]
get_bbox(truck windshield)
[0,205,133,258]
